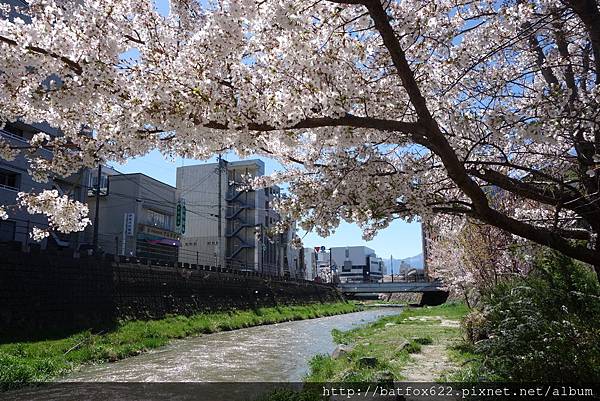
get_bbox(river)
[6,308,402,401]
[65,308,401,382]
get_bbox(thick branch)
[469,168,570,206]
[362,0,600,266]
[0,35,83,75]
[201,114,425,136]
[563,0,600,83]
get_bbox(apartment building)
[0,121,88,250]
[303,248,318,280]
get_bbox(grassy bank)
[305,302,468,382]
[0,302,360,389]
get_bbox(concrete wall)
[0,250,342,337]
[176,163,226,266]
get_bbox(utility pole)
[92,164,102,253]
[217,154,222,268]
[329,248,332,283]
[390,254,394,283]
[260,224,264,274]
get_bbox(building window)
[146,209,171,230]
[0,220,15,241]
[87,171,109,196]
[0,169,20,190]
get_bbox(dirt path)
[401,342,455,381]
[400,317,461,382]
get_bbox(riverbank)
[0,302,361,389]
[305,302,468,382]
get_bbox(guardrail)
[108,253,328,287]
[337,281,444,293]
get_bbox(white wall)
[176,164,226,266]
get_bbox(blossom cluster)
[0,0,597,261]
[17,190,91,241]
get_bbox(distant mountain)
[383,253,423,274]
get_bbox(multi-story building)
[314,247,332,282]
[0,121,88,251]
[303,248,318,280]
[176,159,301,275]
[330,246,384,283]
[85,169,180,260]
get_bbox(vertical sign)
[176,198,186,234]
[125,213,135,236]
[176,203,181,230]
[181,200,186,234]
[122,213,135,255]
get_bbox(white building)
[303,248,318,280]
[176,159,301,276]
[330,246,384,283]
[314,247,332,282]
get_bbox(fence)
[0,248,339,337]
[94,231,301,279]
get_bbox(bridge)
[336,281,448,306]
[337,281,444,294]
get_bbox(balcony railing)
[0,183,19,192]
[0,128,53,156]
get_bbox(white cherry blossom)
[0,0,598,275]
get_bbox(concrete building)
[176,159,301,276]
[303,248,318,280]
[85,169,180,260]
[0,121,88,251]
[314,247,332,282]
[330,246,384,283]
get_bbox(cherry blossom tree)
[0,0,599,275]
[427,214,536,307]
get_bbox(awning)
[145,238,180,247]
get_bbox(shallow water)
[64,308,402,382]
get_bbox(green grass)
[441,342,506,382]
[0,302,360,389]
[304,302,468,383]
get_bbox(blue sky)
[113,0,423,260]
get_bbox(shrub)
[468,251,600,382]
[404,341,422,354]
[412,337,433,345]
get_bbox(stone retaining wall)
[0,251,341,337]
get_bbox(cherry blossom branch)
[0,34,83,74]
[360,0,600,267]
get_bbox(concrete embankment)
[0,250,340,337]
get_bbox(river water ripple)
[64,308,402,382]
